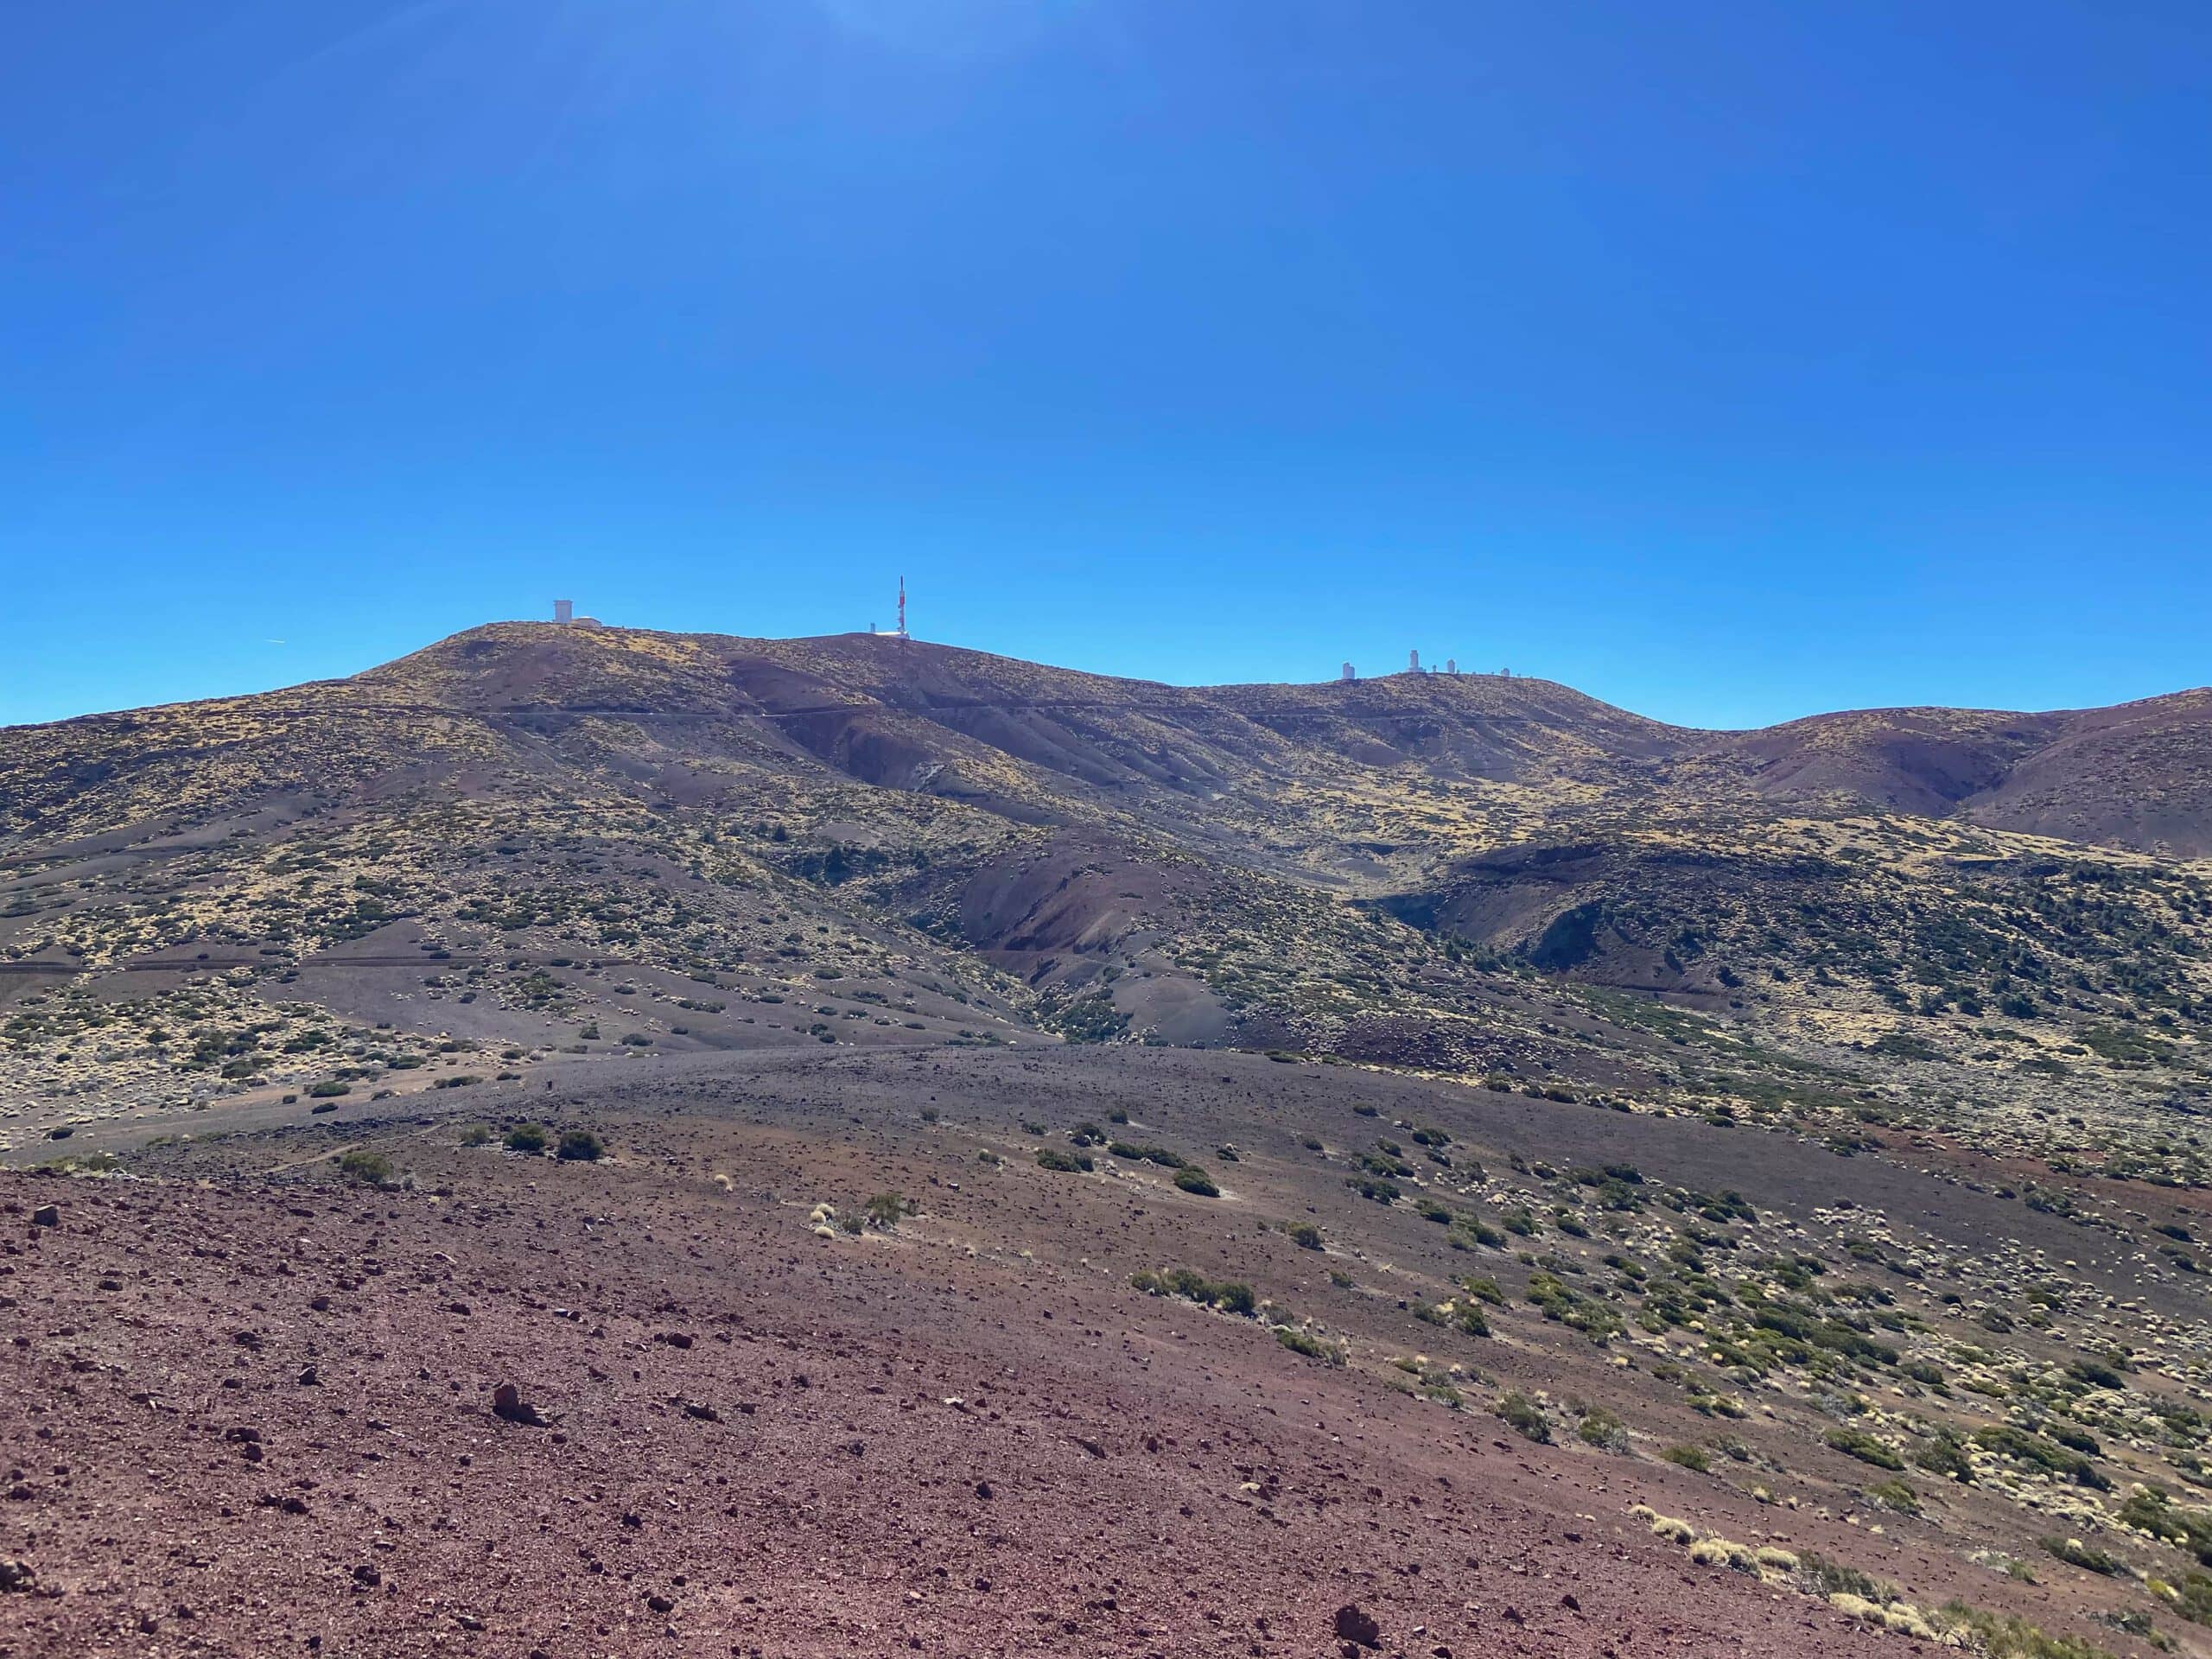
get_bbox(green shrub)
[2172,1572,2212,1627]
[1036,1146,1093,1173]
[1132,1267,1255,1317]
[1275,1327,1344,1364]
[459,1124,493,1147]
[1936,1603,2125,1659]
[863,1191,911,1229]
[505,1122,550,1154]
[556,1129,605,1162]
[1109,1141,1187,1168]
[1578,1405,1629,1451]
[1448,1300,1490,1336]
[2117,1486,2212,1565]
[1796,1552,1897,1603]
[335,1149,392,1187]
[2040,1535,2121,1576]
[1913,1428,1974,1482]
[1524,1272,1623,1343]
[307,1081,350,1099]
[1414,1299,1489,1338]
[1494,1391,1551,1444]
[1974,1424,2109,1489]
[1662,1444,1712,1472]
[1287,1223,1324,1250]
[1173,1166,1220,1197]
[1825,1427,1905,1471]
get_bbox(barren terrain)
[8,626,2212,1657]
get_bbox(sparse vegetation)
[556,1128,605,1161]
[1130,1267,1256,1317]
[1494,1391,1551,1444]
[334,1149,393,1187]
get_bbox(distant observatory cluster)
[1338,651,1507,683]
[545,590,1517,680]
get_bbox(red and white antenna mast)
[896,576,908,641]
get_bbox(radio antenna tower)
[896,576,908,642]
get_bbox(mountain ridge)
[19,621,2212,855]
[6,620,2212,1131]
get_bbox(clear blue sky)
[6,2,2209,730]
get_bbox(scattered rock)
[0,1559,35,1593]
[30,1205,58,1229]
[1333,1604,1382,1648]
[492,1383,550,1427]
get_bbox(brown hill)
[1707,690,2212,855]
[5,622,2212,1119]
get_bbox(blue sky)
[5,1,2209,730]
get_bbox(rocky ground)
[6,1046,2205,1658]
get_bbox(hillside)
[5,623,2212,1157]
[10,623,2212,1659]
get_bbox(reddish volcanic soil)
[0,1046,2139,1657]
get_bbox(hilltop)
[6,623,2212,1106]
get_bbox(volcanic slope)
[6,622,2212,1192]
[10,1044,2212,1659]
